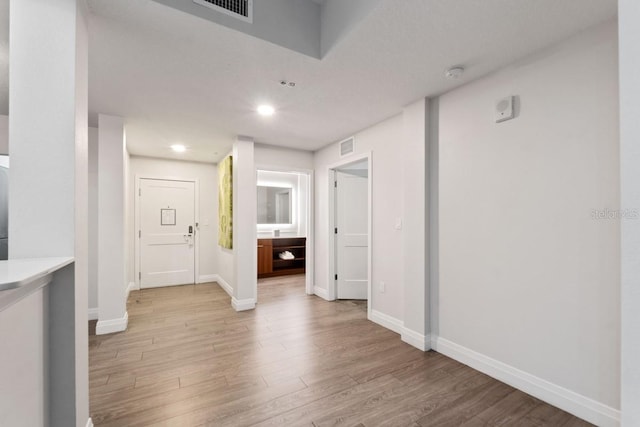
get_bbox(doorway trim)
[327,152,373,318]
[134,174,200,290]
[254,165,315,297]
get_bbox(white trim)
[86,418,94,427]
[401,328,431,351]
[313,286,332,301]
[96,311,128,335]
[327,151,373,317]
[88,307,99,321]
[432,336,620,427]
[305,171,314,296]
[214,274,233,297]
[198,274,218,284]
[135,175,200,290]
[232,297,255,311]
[126,281,137,299]
[369,309,402,334]
[368,310,432,352]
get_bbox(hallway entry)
[138,178,196,289]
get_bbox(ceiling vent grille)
[339,137,355,157]
[193,0,253,23]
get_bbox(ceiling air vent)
[339,137,355,157]
[193,0,253,23]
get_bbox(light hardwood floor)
[89,275,591,426]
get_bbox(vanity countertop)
[0,257,74,311]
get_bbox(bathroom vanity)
[257,237,306,278]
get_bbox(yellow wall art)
[218,155,233,249]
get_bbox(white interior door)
[335,170,368,299]
[139,179,195,289]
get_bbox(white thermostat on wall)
[495,96,515,123]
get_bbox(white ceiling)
[2,1,618,163]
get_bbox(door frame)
[134,175,200,290]
[327,152,372,317]
[255,164,315,297]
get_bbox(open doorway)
[255,168,313,301]
[328,154,372,315]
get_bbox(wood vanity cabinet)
[257,239,273,276]
[257,237,306,278]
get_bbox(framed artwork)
[160,208,176,226]
[218,155,233,249]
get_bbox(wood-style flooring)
[89,275,591,426]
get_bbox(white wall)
[0,114,7,154]
[314,114,405,320]
[437,21,619,425]
[255,143,314,170]
[619,1,640,425]
[88,127,98,317]
[128,156,219,284]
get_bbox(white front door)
[139,178,195,289]
[335,170,368,299]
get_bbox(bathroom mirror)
[257,186,292,224]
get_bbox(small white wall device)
[495,96,515,123]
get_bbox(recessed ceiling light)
[171,144,186,152]
[445,66,465,79]
[257,105,275,116]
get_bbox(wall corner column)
[96,114,128,334]
[401,97,432,351]
[619,0,640,424]
[232,137,257,311]
[8,0,89,424]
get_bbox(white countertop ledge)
[0,257,74,311]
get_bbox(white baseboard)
[368,310,431,351]
[401,328,431,351]
[88,307,99,321]
[432,336,620,427]
[313,286,332,301]
[369,309,403,334]
[214,274,233,297]
[232,297,255,311]
[86,417,94,427]
[198,274,218,284]
[96,311,128,335]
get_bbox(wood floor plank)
[473,389,541,426]
[89,276,592,426]
[518,401,579,426]
[213,374,358,427]
[250,374,405,427]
